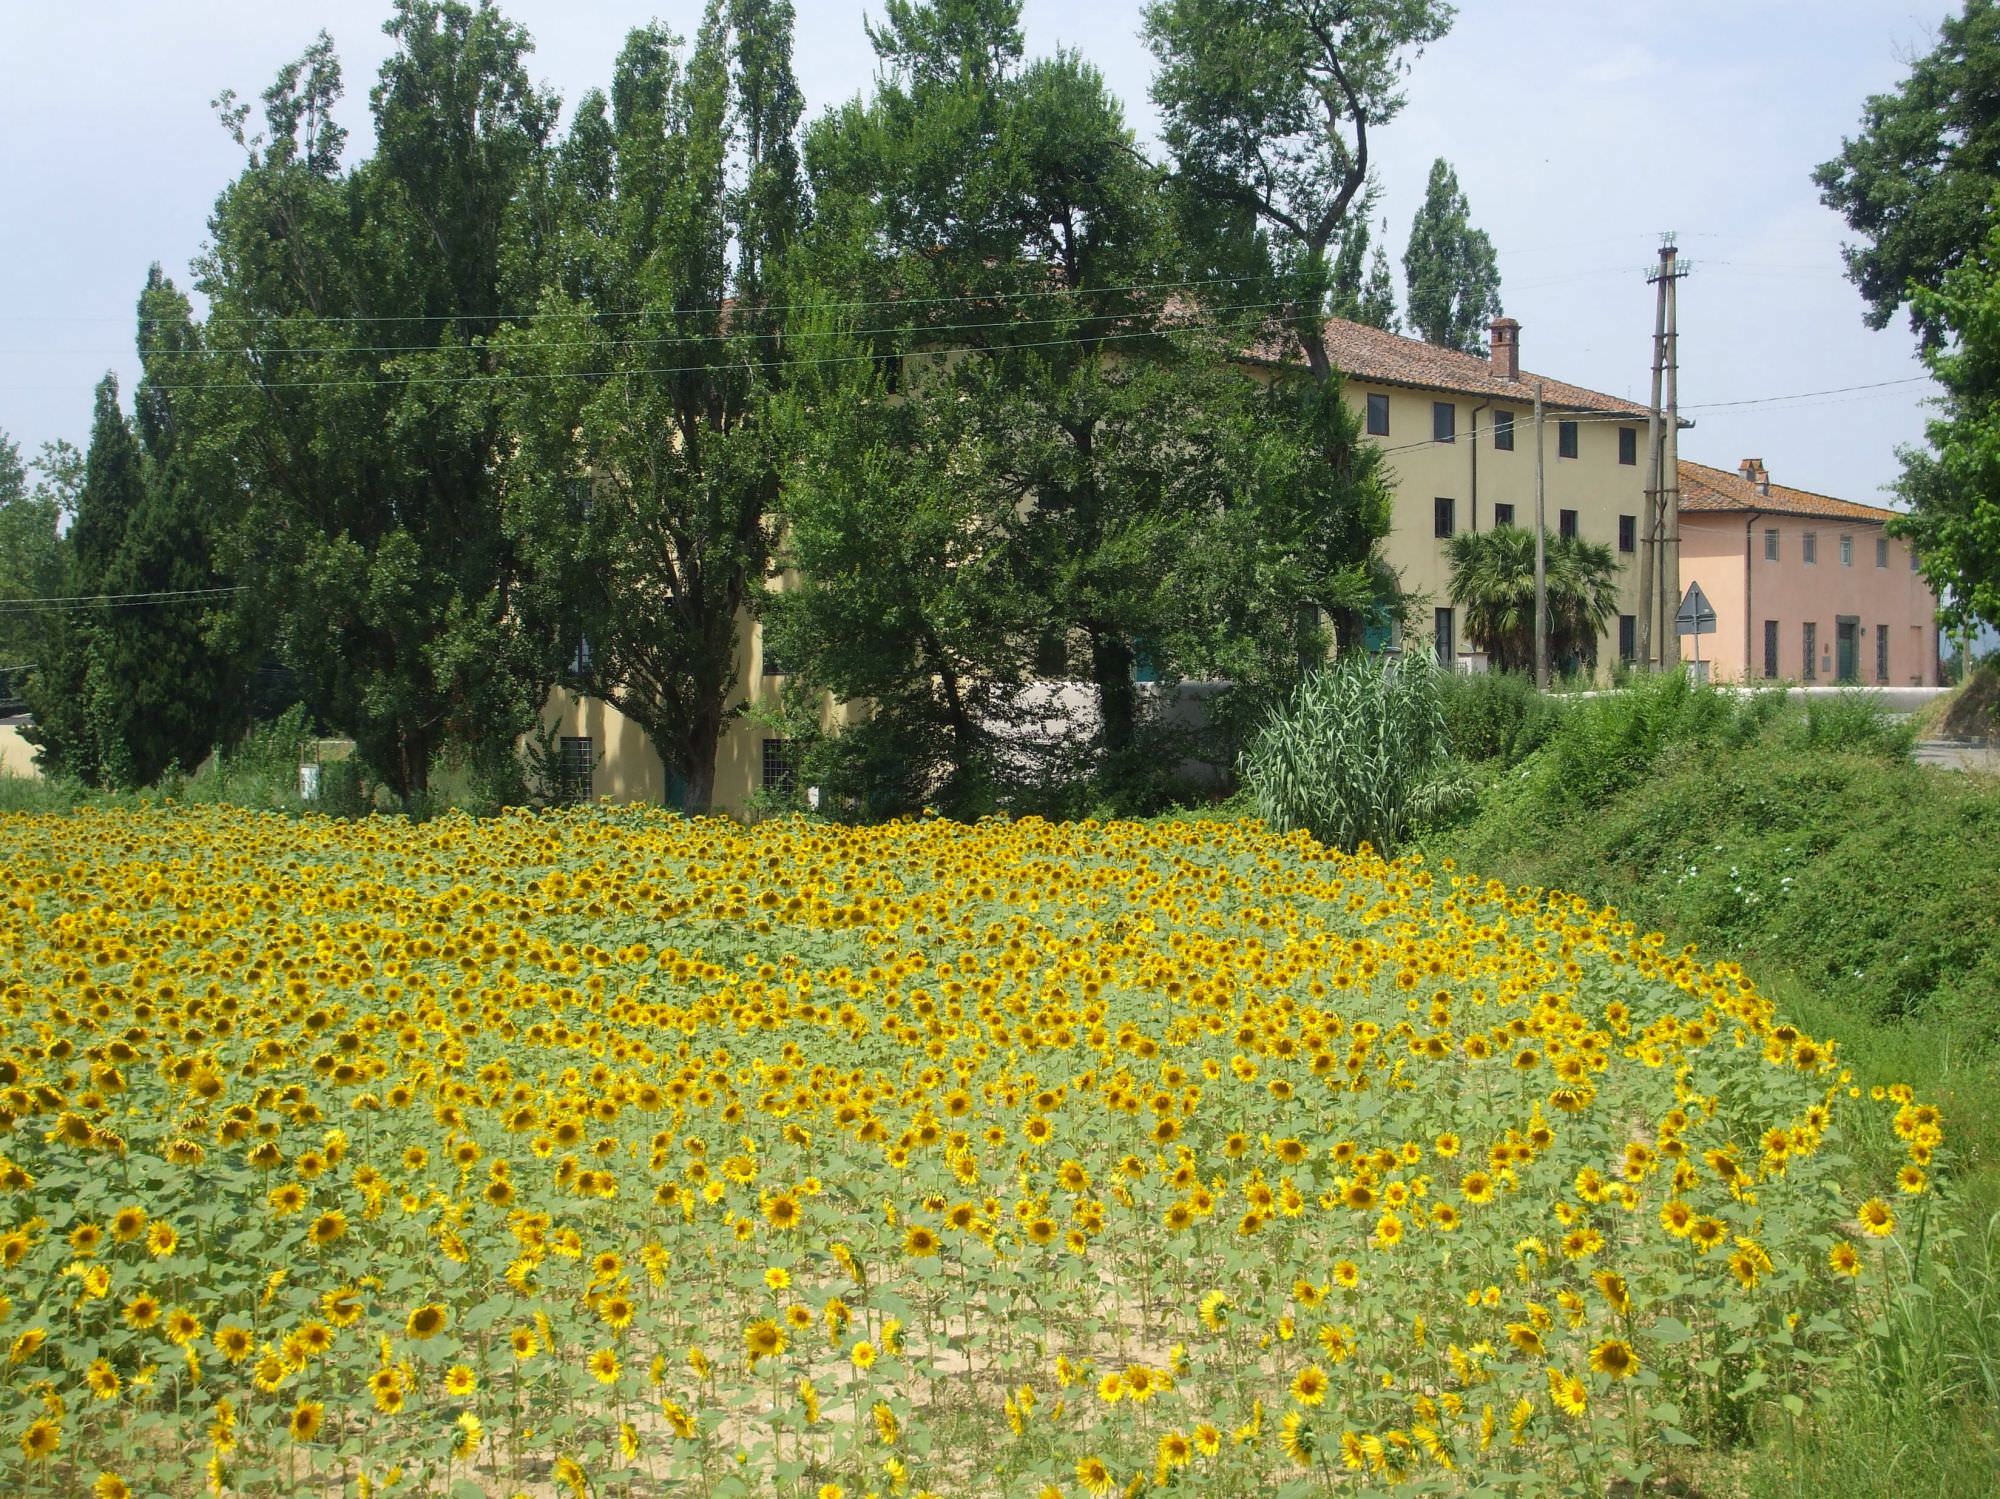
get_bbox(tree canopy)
[1446,525,1621,674]
[1402,156,1502,353]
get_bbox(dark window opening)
[1433,401,1455,443]
[761,739,798,796]
[1366,393,1389,436]
[1493,410,1514,451]
[1433,496,1456,538]
[760,629,785,677]
[1617,514,1636,553]
[1033,629,1068,678]
[1618,614,1635,664]
[1559,509,1578,540]
[1618,427,1637,465]
[1493,502,1515,529]
[1763,620,1778,679]
[560,736,594,803]
[1433,606,1454,667]
[1557,421,1578,459]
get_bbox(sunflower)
[1588,1339,1639,1379]
[510,1326,540,1360]
[110,1206,148,1243]
[600,1294,635,1331]
[1290,1364,1330,1406]
[1857,1198,1896,1237]
[19,1417,60,1462]
[308,1211,346,1247]
[444,1364,479,1397]
[850,1340,877,1370]
[164,1308,203,1347]
[589,1348,622,1385]
[288,1401,323,1443]
[93,1474,132,1499]
[406,1303,447,1340]
[1280,1409,1314,1466]
[1828,1241,1862,1277]
[145,1222,178,1259]
[1547,1369,1589,1419]
[85,1358,122,1399]
[213,1325,254,1364]
[1075,1455,1113,1496]
[744,1319,785,1365]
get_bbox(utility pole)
[1639,238,1690,669]
[1534,380,1548,690]
[1637,240,1670,671]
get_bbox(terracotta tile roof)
[1678,459,1904,523]
[1250,315,1653,417]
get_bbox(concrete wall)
[1680,512,1939,685]
[0,721,39,780]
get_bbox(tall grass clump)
[1241,650,1464,853]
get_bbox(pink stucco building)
[1677,459,1941,685]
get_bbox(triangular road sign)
[1675,580,1716,636]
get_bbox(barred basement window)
[560,736,593,801]
[761,739,798,795]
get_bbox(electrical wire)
[0,586,243,616]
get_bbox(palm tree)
[1446,526,1621,674]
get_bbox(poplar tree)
[1402,156,1502,354]
[502,1,804,812]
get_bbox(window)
[1802,531,1817,565]
[570,634,593,677]
[760,628,785,676]
[1365,392,1389,436]
[1433,607,1454,667]
[1840,533,1854,566]
[1432,401,1455,443]
[1764,528,1779,561]
[1033,629,1068,678]
[1763,619,1779,680]
[1559,509,1578,540]
[1433,496,1456,538]
[1876,535,1889,568]
[1618,427,1637,465]
[1557,420,1578,459]
[559,736,593,802]
[1493,410,1515,451]
[1493,502,1515,528]
[1877,622,1889,683]
[1618,614,1635,664]
[1617,514,1636,553]
[1802,621,1818,681]
[761,739,797,796]
[1911,548,1920,571]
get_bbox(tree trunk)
[676,700,725,815]
[1090,629,1136,759]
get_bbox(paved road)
[1915,739,2000,773]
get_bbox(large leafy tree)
[784,0,1390,811]
[1446,525,1621,674]
[1891,211,2000,634]
[1815,1,2000,343]
[195,6,559,798]
[1402,156,1501,353]
[502,1,803,813]
[1144,0,1454,380]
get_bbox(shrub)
[1241,650,1465,854]
[1437,668,1563,764]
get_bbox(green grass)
[1421,673,2000,1498]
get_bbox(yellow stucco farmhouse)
[543,315,1656,812]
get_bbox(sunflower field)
[0,805,1942,1498]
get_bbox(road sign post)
[1674,581,1716,681]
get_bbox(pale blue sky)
[0,1,1953,505]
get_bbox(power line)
[0,296,1299,362]
[1682,375,1931,410]
[0,586,244,616]
[41,307,1310,395]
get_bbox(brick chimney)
[1738,458,1770,496]
[1488,317,1520,380]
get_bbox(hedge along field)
[0,808,1943,1499]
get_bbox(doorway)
[1835,617,1859,684]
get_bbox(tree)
[1446,525,1621,674]
[1330,212,1397,330]
[1145,0,1455,380]
[20,376,144,783]
[1402,157,1501,353]
[196,8,558,799]
[1890,207,2000,634]
[503,3,803,813]
[0,435,68,703]
[1815,1,2000,343]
